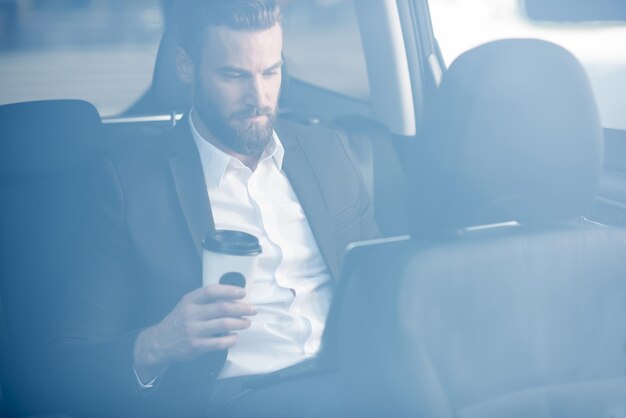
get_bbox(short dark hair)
[173,0,282,62]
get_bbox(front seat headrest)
[410,39,603,237]
[0,100,103,179]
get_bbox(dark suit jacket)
[54,116,379,417]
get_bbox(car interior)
[331,38,626,418]
[0,0,625,417]
[0,99,104,416]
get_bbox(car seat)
[333,39,626,417]
[123,30,191,116]
[0,100,103,416]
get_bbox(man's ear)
[175,47,194,84]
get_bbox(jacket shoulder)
[276,118,345,144]
[104,128,171,168]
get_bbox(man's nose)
[246,76,268,108]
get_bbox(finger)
[193,300,257,320]
[196,317,252,337]
[188,284,246,304]
[192,334,239,352]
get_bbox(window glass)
[0,0,163,117]
[428,0,626,130]
[281,0,369,101]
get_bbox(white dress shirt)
[190,114,333,379]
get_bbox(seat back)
[0,100,103,415]
[0,296,8,417]
[338,228,626,417]
[123,31,191,116]
[335,39,626,417]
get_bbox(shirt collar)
[189,110,284,188]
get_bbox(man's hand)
[133,284,256,383]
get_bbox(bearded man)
[54,1,378,417]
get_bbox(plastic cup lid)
[202,230,262,256]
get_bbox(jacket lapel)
[167,114,214,259]
[278,124,339,279]
[166,117,338,279]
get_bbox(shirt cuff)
[133,366,160,390]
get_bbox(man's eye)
[263,70,280,78]
[222,72,244,80]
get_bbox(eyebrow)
[265,60,284,72]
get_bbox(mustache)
[232,107,275,120]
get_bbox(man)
[54,0,378,417]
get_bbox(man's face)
[192,23,283,157]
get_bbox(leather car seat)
[333,39,626,417]
[0,100,103,416]
[123,30,191,116]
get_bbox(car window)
[428,0,626,130]
[281,0,369,101]
[0,1,369,115]
[0,0,163,117]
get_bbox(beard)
[194,84,277,157]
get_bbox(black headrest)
[152,31,192,113]
[410,39,603,236]
[0,100,103,179]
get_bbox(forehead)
[200,23,283,69]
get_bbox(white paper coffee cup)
[202,230,262,287]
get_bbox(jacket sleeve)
[49,158,223,418]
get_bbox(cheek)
[267,76,283,100]
[197,75,218,103]
[202,79,244,112]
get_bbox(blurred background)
[0,0,624,129]
[429,0,626,130]
[0,0,164,116]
